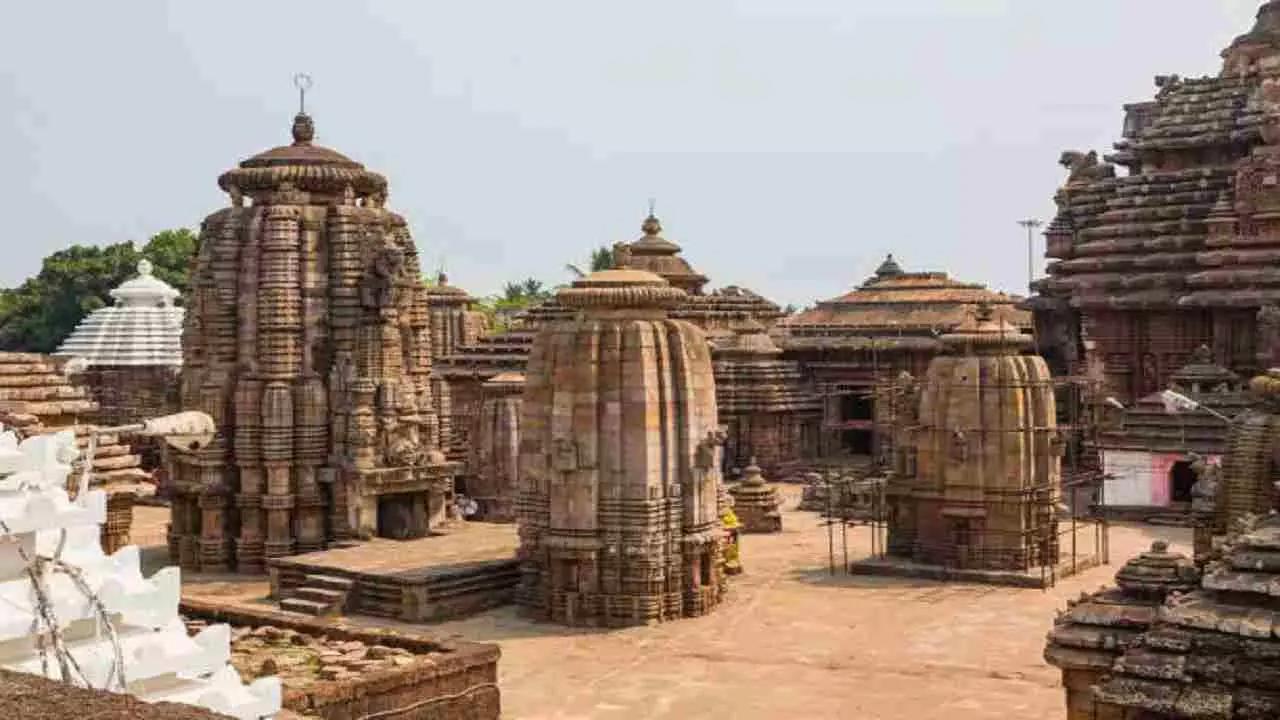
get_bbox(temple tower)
[467,370,523,522]
[171,104,455,573]
[884,304,1062,572]
[516,268,728,626]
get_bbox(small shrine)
[1095,346,1247,518]
[728,459,783,533]
[1090,513,1280,719]
[516,267,728,626]
[1043,540,1200,720]
[852,304,1071,585]
[713,319,822,477]
[466,370,523,522]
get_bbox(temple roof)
[1093,514,1280,717]
[1044,541,1198,674]
[217,112,388,198]
[556,268,685,310]
[423,272,473,302]
[616,214,709,294]
[54,260,184,368]
[1034,5,1273,311]
[779,255,1029,347]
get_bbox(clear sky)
[0,1,1265,308]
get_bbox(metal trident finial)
[294,73,313,114]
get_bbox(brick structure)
[713,319,822,478]
[182,597,501,720]
[516,268,728,626]
[170,108,458,574]
[466,371,522,522]
[54,258,184,469]
[1096,346,1248,518]
[779,254,1030,465]
[1088,513,1280,719]
[0,352,147,553]
[872,304,1062,575]
[1030,2,1280,401]
[1043,541,1200,720]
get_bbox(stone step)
[280,597,331,616]
[296,586,348,604]
[305,574,355,591]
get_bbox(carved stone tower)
[885,304,1062,571]
[515,268,728,626]
[170,107,456,573]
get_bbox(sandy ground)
[135,489,1188,720]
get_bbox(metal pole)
[1017,219,1043,291]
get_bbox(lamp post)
[1017,218,1043,291]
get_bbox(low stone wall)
[181,598,501,720]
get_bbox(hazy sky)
[0,1,1265,307]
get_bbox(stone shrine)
[1088,514,1280,719]
[1043,541,1200,720]
[170,106,457,573]
[466,370,523,522]
[713,319,822,477]
[1094,346,1247,519]
[728,459,783,533]
[515,268,728,626]
[1215,368,1280,531]
[866,304,1064,578]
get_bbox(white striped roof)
[54,260,184,368]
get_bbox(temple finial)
[641,199,662,235]
[291,74,315,145]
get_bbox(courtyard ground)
[134,488,1188,720]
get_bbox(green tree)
[0,229,200,353]
[565,245,616,279]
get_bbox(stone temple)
[855,304,1066,581]
[515,268,728,626]
[170,108,457,573]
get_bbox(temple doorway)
[377,493,428,540]
[840,392,874,455]
[1169,460,1197,504]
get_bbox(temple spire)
[291,73,315,145]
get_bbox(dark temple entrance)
[1169,460,1198,504]
[377,493,429,540]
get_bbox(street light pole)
[1017,218,1043,291]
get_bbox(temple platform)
[268,521,520,623]
[846,553,1104,589]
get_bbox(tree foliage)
[565,245,616,279]
[0,229,200,353]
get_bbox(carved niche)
[551,436,579,474]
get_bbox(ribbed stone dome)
[55,259,184,368]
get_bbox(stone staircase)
[279,574,354,617]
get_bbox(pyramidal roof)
[55,259,184,368]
